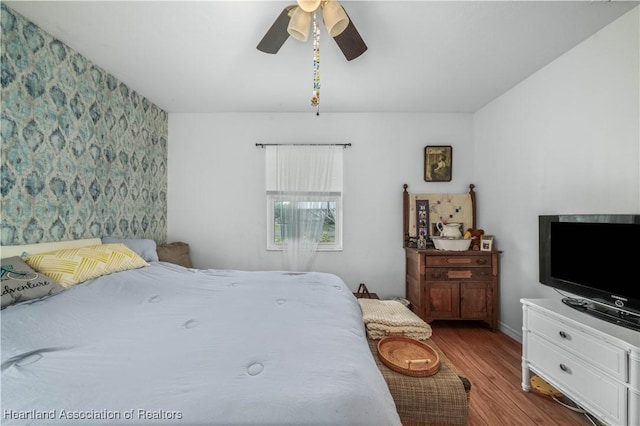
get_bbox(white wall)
[473,8,639,340]
[167,113,474,297]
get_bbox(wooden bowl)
[377,336,441,377]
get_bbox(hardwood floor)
[429,320,601,426]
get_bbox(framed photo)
[480,235,494,251]
[416,199,430,239]
[424,146,452,182]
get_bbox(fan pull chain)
[311,10,320,115]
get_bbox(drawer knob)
[431,272,442,279]
[559,331,567,339]
[559,363,568,372]
[476,259,487,265]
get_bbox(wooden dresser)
[405,248,499,330]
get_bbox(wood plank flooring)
[429,321,601,426]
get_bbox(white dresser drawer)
[528,308,628,381]
[528,333,627,425]
[522,299,640,426]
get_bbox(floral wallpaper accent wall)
[0,4,168,246]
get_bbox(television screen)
[539,214,640,320]
[549,221,639,299]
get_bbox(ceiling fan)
[257,0,368,61]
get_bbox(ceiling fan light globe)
[287,7,311,42]
[297,0,321,13]
[322,1,349,37]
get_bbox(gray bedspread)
[1,262,401,425]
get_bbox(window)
[267,195,342,251]
[265,145,343,252]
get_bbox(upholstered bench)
[368,338,470,426]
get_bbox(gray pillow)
[101,237,159,262]
[1,256,65,309]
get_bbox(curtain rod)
[256,143,351,149]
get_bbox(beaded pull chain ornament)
[311,11,321,115]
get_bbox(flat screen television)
[539,214,640,330]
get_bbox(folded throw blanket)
[358,299,432,340]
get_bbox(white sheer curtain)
[267,145,340,271]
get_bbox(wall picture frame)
[480,235,494,251]
[416,199,430,239]
[424,145,452,182]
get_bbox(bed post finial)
[469,184,476,229]
[403,184,409,247]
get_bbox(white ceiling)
[5,0,639,113]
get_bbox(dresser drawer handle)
[559,331,567,339]
[476,259,488,265]
[431,272,443,279]
[447,270,473,279]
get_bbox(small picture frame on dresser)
[480,235,494,251]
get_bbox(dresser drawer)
[528,333,627,425]
[528,309,628,381]
[425,255,491,268]
[424,267,493,281]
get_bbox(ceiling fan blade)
[332,12,367,61]
[257,5,296,54]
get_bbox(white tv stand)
[521,298,640,426]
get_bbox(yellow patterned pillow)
[24,243,149,287]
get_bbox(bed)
[1,239,402,425]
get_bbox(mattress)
[1,262,401,425]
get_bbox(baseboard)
[498,321,522,343]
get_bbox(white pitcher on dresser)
[436,222,462,239]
